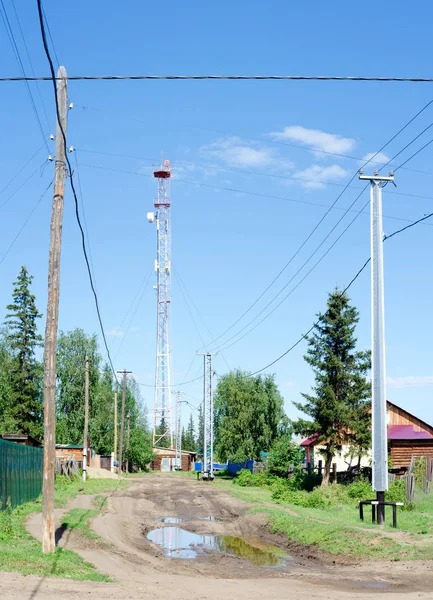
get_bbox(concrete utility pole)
[82,355,89,482]
[42,65,67,554]
[359,169,394,525]
[117,370,132,476]
[126,412,131,473]
[114,391,118,472]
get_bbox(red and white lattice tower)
[147,161,173,447]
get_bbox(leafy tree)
[56,329,100,445]
[118,378,153,470]
[89,364,115,455]
[292,289,371,485]
[267,433,303,478]
[214,370,286,463]
[126,423,153,470]
[4,266,43,439]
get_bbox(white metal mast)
[175,391,181,468]
[199,352,215,480]
[148,161,173,447]
[359,168,394,525]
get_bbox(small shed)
[1,433,42,448]
[55,444,88,463]
[151,447,197,471]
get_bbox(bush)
[287,470,321,492]
[347,478,372,500]
[386,479,407,505]
[233,469,279,488]
[267,435,304,478]
[233,469,255,487]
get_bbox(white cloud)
[202,136,278,169]
[387,376,433,389]
[107,326,124,338]
[280,380,295,388]
[271,126,356,155]
[362,151,391,167]
[293,164,349,189]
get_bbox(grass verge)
[0,477,128,580]
[217,479,433,560]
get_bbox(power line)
[73,151,98,288]
[74,104,433,177]
[113,270,153,362]
[174,268,231,372]
[0,0,49,150]
[175,178,433,222]
[216,194,370,352]
[77,161,433,223]
[41,4,60,68]
[0,179,53,266]
[0,142,46,198]
[185,122,433,177]
[2,74,433,82]
[110,268,152,353]
[0,160,48,211]
[173,270,207,350]
[247,208,433,377]
[36,0,118,384]
[202,103,433,352]
[9,0,51,131]
[135,374,204,388]
[394,137,433,172]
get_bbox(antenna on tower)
[149,160,173,448]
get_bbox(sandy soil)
[4,474,433,600]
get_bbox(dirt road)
[3,474,433,600]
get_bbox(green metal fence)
[0,439,43,509]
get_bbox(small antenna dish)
[164,160,170,168]
[147,212,156,223]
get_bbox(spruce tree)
[186,413,196,451]
[293,289,370,485]
[4,266,43,439]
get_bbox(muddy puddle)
[158,516,223,524]
[147,525,287,566]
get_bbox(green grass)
[0,476,128,580]
[216,479,433,560]
[60,509,101,540]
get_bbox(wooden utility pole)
[42,66,68,554]
[126,412,131,473]
[117,370,131,476]
[114,391,118,472]
[82,356,89,482]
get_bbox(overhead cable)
[201,102,433,351]
[247,208,433,377]
[1,75,433,82]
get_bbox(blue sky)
[0,1,432,431]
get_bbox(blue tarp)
[194,462,227,472]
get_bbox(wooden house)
[387,401,433,468]
[300,400,433,470]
